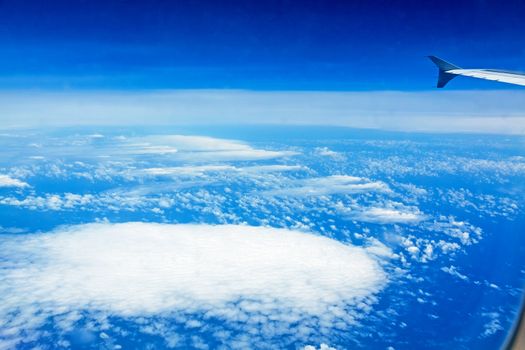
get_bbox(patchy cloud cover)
[0,127,523,348]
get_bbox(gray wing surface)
[429,56,525,87]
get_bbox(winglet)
[428,56,461,88]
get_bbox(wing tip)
[429,55,461,88]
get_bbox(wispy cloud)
[266,175,390,197]
[141,164,305,177]
[116,134,298,161]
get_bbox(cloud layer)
[0,222,388,348]
[2,90,525,134]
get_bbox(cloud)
[0,226,26,234]
[314,147,343,159]
[1,90,525,134]
[304,344,337,350]
[441,265,469,281]
[425,217,482,245]
[0,174,28,188]
[400,236,436,262]
[142,165,237,176]
[240,164,306,173]
[481,312,503,337]
[138,135,254,152]
[0,193,96,211]
[348,207,426,224]
[267,175,390,197]
[0,222,389,348]
[140,164,305,177]
[119,134,298,161]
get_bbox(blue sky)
[1,0,525,132]
[1,0,524,91]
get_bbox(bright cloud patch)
[0,223,388,349]
[314,147,343,160]
[140,164,305,177]
[0,174,28,188]
[268,175,390,197]
[120,134,298,161]
[349,207,426,224]
[142,165,237,176]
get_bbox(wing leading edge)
[428,56,525,88]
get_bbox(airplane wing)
[428,56,525,88]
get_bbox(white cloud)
[267,175,390,197]
[314,147,343,159]
[304,344,337,350]
[0,174,28,188]
[140,164,305,177]
[426,217,482,245]
[139,135,251,152]
[0,193,96,211]
[87,133,104,139]
[348,207,426,224]
[240,164,306,173]
[0,222,389,348]
[119,134,297,161]
[400,236,436,263]
[1,90,525,134]
[142,165,237,176]
[441,265,469,281]
[127,144,179,155]
[364,238,397,260]
[0,226,26,234]
[481,312,503,337]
